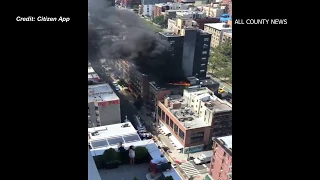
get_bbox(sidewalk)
[207,74,232,93]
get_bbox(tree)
[209,41,232,84]
[153,15,166,26]
[117,78,126,87]
[133,177,139,180]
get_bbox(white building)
[141,4,154,16]
[88,147,102,180]
[176,11,206,19]
[88,83,121,127]
[88,66,101,81]
[88,122,182,180]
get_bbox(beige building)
[204,23,231,47]
[202,5,224,17]
[167,17,196,35]
[222,31,232,43]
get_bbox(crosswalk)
[180,161,200,178]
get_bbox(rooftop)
[88,66,95,74]
[185,88,232,112]
[217,135,232,149]
[159,32,182,37]
[88,122,141,149]
[88,84,119,103]
[91,140,182,180]
[204,23,232,31]
[88,73,100,80]
[163,95,210,129]
[150,81,167,91]
[199,78,219,86]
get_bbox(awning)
[159,122,171,135]
[169,135,184,150]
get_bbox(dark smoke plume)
[88,0,185,82]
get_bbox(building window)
[201,64,206,67]
[202,51,207,55]
[222,159,225,163]
[179,129,185,140]
[174,124,178,135]
[204,38,209,41]
[158,106,162,117]
[161,110,165,120]
[223,152,226,156]
[201,57,207,61]
[170,41,175,45]
[170,119,174,129]
[203,44,208,48]
[200,70,205,73]
[190,132,204,144]
[165,114,169,125]
[95,106,99,110]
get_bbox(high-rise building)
[209,135,232,180]
[159,32,185,69]
[182,28,211,78]
[88,84,121,127]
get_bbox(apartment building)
[88,84,121,127]
[121,0,141,8]
[88,148,102,180]
[168,17,195,35]
[159,31,185,67]
[209,135,232,180]
[176,11,206,19]
[128,65,150,102]
[222,31,232,43]
[157,87,232,154]
[153,2,190,18]
[182,28,211,78]
[148,81,184,112]
[139,4,154,16]
[202,5,224,18]
[204,23,231,47]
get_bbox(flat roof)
[88,122,141,149]
[90,140,182,180]
[185,88,232,112]
[217,135,232,149]
[88,66,95,74]
[163,95,210,129]
[200,78,219,86]
[88,73,100,80]
[88,84,119,103]
[204,23,232,31]
[159,32,182,37]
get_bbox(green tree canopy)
[117,78,126,87]
[153,15,165,25]
[209,41,232,84]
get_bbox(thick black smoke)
[88,0,185,82]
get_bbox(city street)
[90,62,138,125]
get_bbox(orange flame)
[167,81,191,86]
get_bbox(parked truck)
[193,151,213,165]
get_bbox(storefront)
[184,144,204,154]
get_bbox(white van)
[193,151,213,165]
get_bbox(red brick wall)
[209,141,232,180]
[157,102,211,147]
